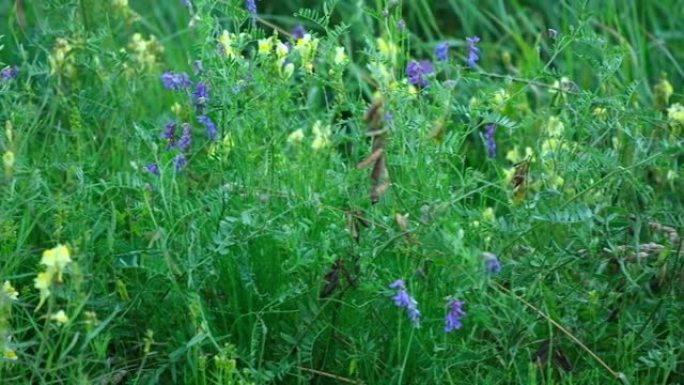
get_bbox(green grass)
[1,0,683,384]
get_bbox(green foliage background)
[0,0,682,384]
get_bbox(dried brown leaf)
[357,148,384,169]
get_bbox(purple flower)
[246,0,257,15]
[178,123,192,151]
[397,19,406,32]
[435,42,449,61]
[384,112,394,122]
[482,252,501,275]
[1,66,18,80]
[181,0,191,6]
[174,154,188,172]
[193,82,209,111]
[466,36,480,68]
[144,163,160,176]
[292,24,306,40]
[406,60,434,88]
[484,124,496,158]
[389,279,421,326]
[198,115,218,140]
[444,300,465,333]
[162,121,177,140]
[161,71,192,91]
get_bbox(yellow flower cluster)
[48,38,76,78]
[294,33,320,74]
[127,33,164,71]
[34,244,72,310]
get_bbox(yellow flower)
[503,167,516,184]
[333,46,347,65]
[218,30,237,59]
[654,77,673,109]
[546,116,564,137]
[2,280,18,300]
[3,349,18,361]
[311,121,331,151]
[171,102,183,116]
[667,103,684,124]
[258,37,273,56]
[548,173,565,189]
[275,41,289,59]
[287,129,304,144]
[41,244,72,282]
[541,138,561,155]
[492,89,510,108]
[34,271,54,310]
[280,62,295,79]
[376,38,398,61]
[3,151,14,175]
[482,207,495,222]
[506,146,522,163]
[593,107,607,119]
[50,310,69,324]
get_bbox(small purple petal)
[466,36,481,68]
[198,115,218,140]
[161,71,192,90]
[292,24,307,40]
[1,66,18,80]
[178,123,192,151]
[174,154,188,171]
[444,300,466,333]
[484,124,496,158]
[435,42,449,61]
[144,163,160,176]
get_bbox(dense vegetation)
[1,0,683,384]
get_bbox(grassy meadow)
[1,0,683,384]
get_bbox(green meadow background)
[1,0,683,384]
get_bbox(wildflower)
[311,120,331,150]
[3,348,18,361]
[593,107,607,119]
[1,66,18,80]
[654,77,673,110]
[50,310,69,324]
[444,300,465,332]
[547,28,558,39]
[2,281,18,301]
[34,271,53,309]
[127,33,163,70]
[482,252,501,274]
[49,38,75,77]
[397,19,406,32]
[3,151,15,176]
[178,123,192,151]
[171,102,183,116]
[276,41,289,59]
[144,163,160,176]
[218,30,237,59]
[258,37,273,56]
[162,121,177,143]
[287,129,304,144]
[295,34,319,73]
[389,279,421,326]
[384,112,394,122]
[192,82,209,111]
[482,207,495,222]
[281,61,295,79]
[376,38,398,62]
[406,60,434,88]
[181,0,191,6]
[292,24,306,40]
[435,42,449,61]
[466,36,480,68]
[245,0,257,15]
[198,115,218,140]
[41,244,72,282]
[546,116,564,137]
[667,103,684,125]
[333,46,348,65]
[484,124,496,158]
[160,71,192,91]
[174,154,188,171]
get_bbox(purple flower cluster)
[178,123,192,151]
[161,71,192,91]
[483,252,502,274]
[246,0,257,15]
[466,36,480,68]
[1,67,17,80]
[198,115,218,140]
[174,154,188,171]
[444,300,466,333]
[144,163,160,176]
[292,24,306,40]
[406,60,434,88]
[484,124,496,158]
[435,42,449,61]
[1,66,18,80]
[390,280,421,326]
[192,82,209,112]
